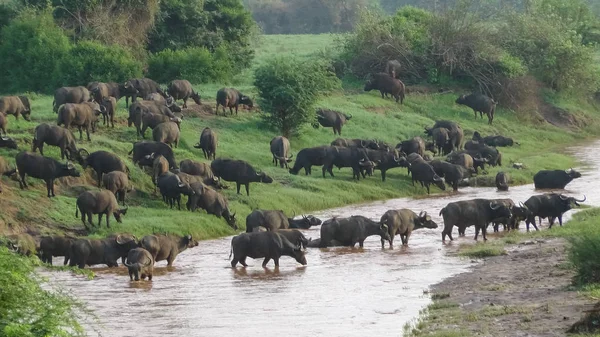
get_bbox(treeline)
[0,0,256,93]
[337,0,600,109]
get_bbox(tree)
[254,57,340,137]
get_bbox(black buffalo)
[533,169,581,189]
[270,136,293,169]
[322,146,375,180]
[69,234,138,269]
[211,158,273,196]
[319,215,391,248]
[288,215,322,229]
[364,149,409,181]
[39,236,74,265]
[80,150,129,187]
[314,109,352,135]
[456,93,497,125]
[523,193,585,231]
[129,141,177,169]
[187,182,238,229]
[440,199,512,241]
[246,209,289,232]
[496,172,509,191]
[16,151,81,197]
[425,121,464,152]
[194,127,217,160]
[229,231,307,267]
[288,146,330,175]
[410,157,445,194]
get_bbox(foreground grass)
[0,34,599,241]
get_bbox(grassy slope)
[0,34,599,240]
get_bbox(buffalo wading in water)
[211,158,273,196]
[380,209,438,248]
[229,231,307,268]
[15,151,81,197]
[194,127,217,160]
[270,136,293,169]
[319,215,391,248]
[496,172,509,191]
[533,169,581,189]
[314,109,352,135]
[523,193,585,231]
[69,234,138,269]
[440,199,512,242]
[124,248,154,281]
[75,190,128,229]
[456,93,498,125]
[216,88,253,115]
[140,234,198,267]
[288,214,322,229]
[245,209,289,232]
[39,235,74,265]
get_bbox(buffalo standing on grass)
[0,96,31,121]
[141,113,181,139]
[100,96,117,128]
[216,88,253,115]
[102,171,132,206]
[270,136,293,169]
[16,151,80,197]
[288,146,329,175]
[76,190,128,229]
[53,86,91,113]
[194,127,217,160]
[363,72,406,103]
[124,248,154,281]
[425,121,464,153]
[157,172,195,210]
[319,215,391,248]
[409,156,445,194]
[440,199,512,242]
[122,78,166,108]
[69,234,138,269]
[322,146,375,180]
[180,159,213,179]
[80,150,129,187]
[364,149,410,182]
[246,209,289,232]
[57,102,104,141]
[167,80,201,108]
[211,158,273,196]
[129,141,177,169]
[32,124,85,162]
[314,109,352,135]
[186,182,238,229]
[396,137,425,157]
[153,122,180,148]
[430,160,473,191]
[230,231,307,268]
[533,169,581,189]
[456,93,497,125]
[380,209,438,248]
[140,234,198,267]
[39,236,73,265]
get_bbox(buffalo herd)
[0,72,588,277]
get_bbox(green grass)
[459,242,507,258]
[1,34,600,241]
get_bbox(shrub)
[147,47,230,84]
[0,8,71,92]
[569,235,600,285]
[0,247,83,336]
[60,40,143,86]
[254,57,340,137]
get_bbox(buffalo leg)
[77,126,83,140]
[45,179,53,197]
[482,225,488,241]
[18,172,26,189]
[404,232,411,245]
[176,196,181,210]
[63,256,69,265]
[262,257,271,267]
[97,213,103,227]
[245,184,250,196]
[236,183,241,195]
[106,212,111,228]
[558,215,563,227]
[425,183,430,194]
[183,98,188,109]
[240,256,248,267]
[474,226,480,240]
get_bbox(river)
[46,141,599,337]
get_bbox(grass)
[1,33,600,241]
[459,242,507,258]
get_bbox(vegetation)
[254,57,340,137]
[0,247,83,336]
[458,243,507,258]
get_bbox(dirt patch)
[539,102,586,130]
[181,103,216,118]
[415,239,594,337]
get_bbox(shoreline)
[405,239,594,337]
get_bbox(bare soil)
[420,239,594,337]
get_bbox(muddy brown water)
[45,141,600,337]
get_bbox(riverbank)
[0,34,599,242]
[406,208,600,337]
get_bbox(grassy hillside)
[0,34,598,240]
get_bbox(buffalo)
[440,199,512,241]
[75,190,128,229]
[124,248,154,281]
[446,152,486,174]
[69,234,138,269]
[0,96,31,121]
[230,231,307,267]
[57,102,104,141]
[211,158,273,196]
[140,234,198,267]
[463,142,502,167]
[410,157,445,194]
[167,80,201,108]
[456,93,497,125]
[0,136,17,149]
[16,151,80,197]
[141,113,181,138]
[129,141,177,169]
[523,193,585,231]
[102,171,132,206]
[331,138,387,151]
[396,137,425,157]
[364,148,409,181]
[194,127,217,160]
[380,210,438,248]
[314,109,352,135]
[39,235,73,265]
[246,209,289,232]
[322,146,375,180]
[473,132,517,147]
[277,229,309,249]
[533,169,581,189]
[53,86,91,113]
[288,146,329,175]
[122,78,166,108]
[288,215,322,229]
[80,150,129,187]
[32,123,84,162]
[429,128,450,155]
[319,215,391,248]
[425,121,464,152]
[186,182,238,229]
[100,96,117,128]
[270,136,293,169]
[180,159,213,179]
[157,172,195,210]
[496,172,509,191]
[430,160,473,191]
[364,72,406,103]
[153,122,180,148]
[216,88,253,115]
[128,100,177,136]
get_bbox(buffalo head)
[240,95,253,109]
[363,80,374,92]
[113,208,128,223]
[70,148,89,166]
[225,211,238,230]
[433,174,446,191]
[184,234,199,248]
[115,234,137,247]
[489,201,512,220]
[293,245,307,265]
[455,95,467,105]
[0,136,17,149]
[417,211,438,229]
[559,194,586,208]
[258,172,273,184]
[565,168,582,180]
[379,223,392,242]
[63,161,81,178]
[191,91,201,105]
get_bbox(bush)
[147,47,231,84]
[60,40,143,86]
[569,235,600,285]
[0,8,71,92]
[0,247,83,336]
[254,57,340,137]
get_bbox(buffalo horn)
[559,194,569,200]
[419,210,424,217]
[575,195,587,203]
[1,136,9,141]
[489,202,501,210]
